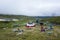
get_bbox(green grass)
[0,25,60,40]
[0,18,60,40]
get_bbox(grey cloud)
[0,0,60,16]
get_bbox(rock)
[3,28,6,30]
[16,32,23,35]
[12,28,18,32]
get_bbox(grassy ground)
[0,15,60,40]
[0,25,60,40]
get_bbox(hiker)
[16,29,24,35]
[45,21,51,30]
[40,22,45,32]
[49,24,53,30]
[36,19,39,23]
[45,22,53,33]
[17,28,20,32]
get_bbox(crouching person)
[40,22,45,32]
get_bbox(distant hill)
[0,14,55,19]
[0,14,28,19]
[43,16,60,24]
[0,14,60,25]
[32,16,53,18]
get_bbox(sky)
[0,0,60,16]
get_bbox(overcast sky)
[0,0,60,16]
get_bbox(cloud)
[0,0,60,16]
